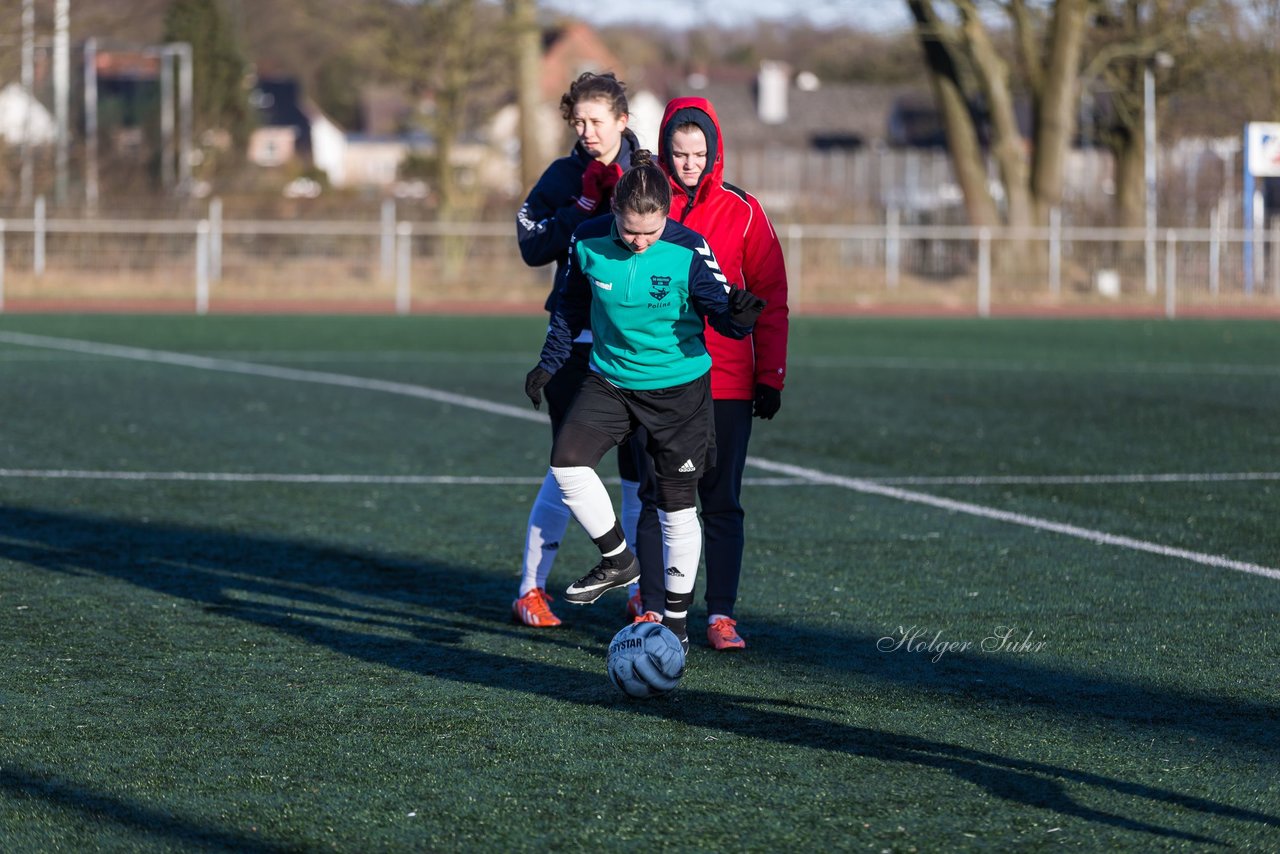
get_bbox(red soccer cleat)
[512,588,562,627]
[707,617,746,650]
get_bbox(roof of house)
[92,50,162,81]
[665,77,925,150]
[539,21,623,103]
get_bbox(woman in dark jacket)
[511,72,643,628]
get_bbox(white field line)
[879,472,1280,486]
[0,349,531,365]
[799,355,1280,378]
[0,469,808,487]
[4,331,1277,581]
[745,458,1280,582]
[0,471,548,484]
[7,346,1280,378]
[0,468,1275,488]
[0,331,547,425]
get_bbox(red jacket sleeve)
[741,195,789,390]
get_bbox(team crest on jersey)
[649,276,671,302]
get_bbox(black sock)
[664,590,694,641]
[591,521,626,559]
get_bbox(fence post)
[1049,207,1062,297]
[396,221,412,315]
[786,224,802,310]
[1208,204,1220,298]
[1145,212,1157,296]
[209,196,223,283]
[195,219,209,315]
[0,219,5,312]
[34,195,46,277]
[1273,222,1280,297]
[382,199,396,283]
[977,227,991,317]
[1253,192,1266,292]
[1164,229,1177,320]
[886,206,900,290]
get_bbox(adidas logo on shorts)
[678,459,696,473]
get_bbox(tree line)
[2,0,1277,226]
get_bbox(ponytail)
[612,150,671,217]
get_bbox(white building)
[309,111,348,187]
[0,83,56,146]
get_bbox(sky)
[539,0,911,32]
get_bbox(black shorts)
[543,342,640,482]
[557,372,716,481]
[544,342,593,435]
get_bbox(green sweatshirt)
[539,216,753,391]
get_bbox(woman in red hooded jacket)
[627,97,789,651]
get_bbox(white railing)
[0,209,1278,317]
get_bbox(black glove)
[753,384,781,420]
[525,367,552,410]
[728,287,766,327]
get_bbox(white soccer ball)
[607,621,686,698]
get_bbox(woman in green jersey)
[523,150,765,650]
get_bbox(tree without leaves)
[1087,0,1260,228]
[906,0,1091,243]
[908,0,1253,237]
[163,0,253,148]
[379,0,512,215]
[509,0,543,191]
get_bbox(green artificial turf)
[1,315,1277,851]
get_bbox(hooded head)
[658,97,724,203]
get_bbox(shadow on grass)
[2,505,1275,846]
[0,769,288,853]
[736,617,1280,759]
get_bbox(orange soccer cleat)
[707,617,746,651]
[512,588,562,627]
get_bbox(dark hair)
[612,150,670,217]
[559,71,628,121]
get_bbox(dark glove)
[728,287,766,327]
[577,161,622,212]
[753,383,782,420]
[525,367,552,409]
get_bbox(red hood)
[658,97,725,205]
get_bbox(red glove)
[577,161,624,212]
[598,162,623,199]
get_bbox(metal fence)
[1,211,1278,317]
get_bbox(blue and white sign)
[1247,121,1280,177]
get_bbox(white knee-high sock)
[658,506,700,594]
[659,507,701,640]
[519,468,572,596]
[551,465,619,543]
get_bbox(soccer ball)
[606,621,686,699]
